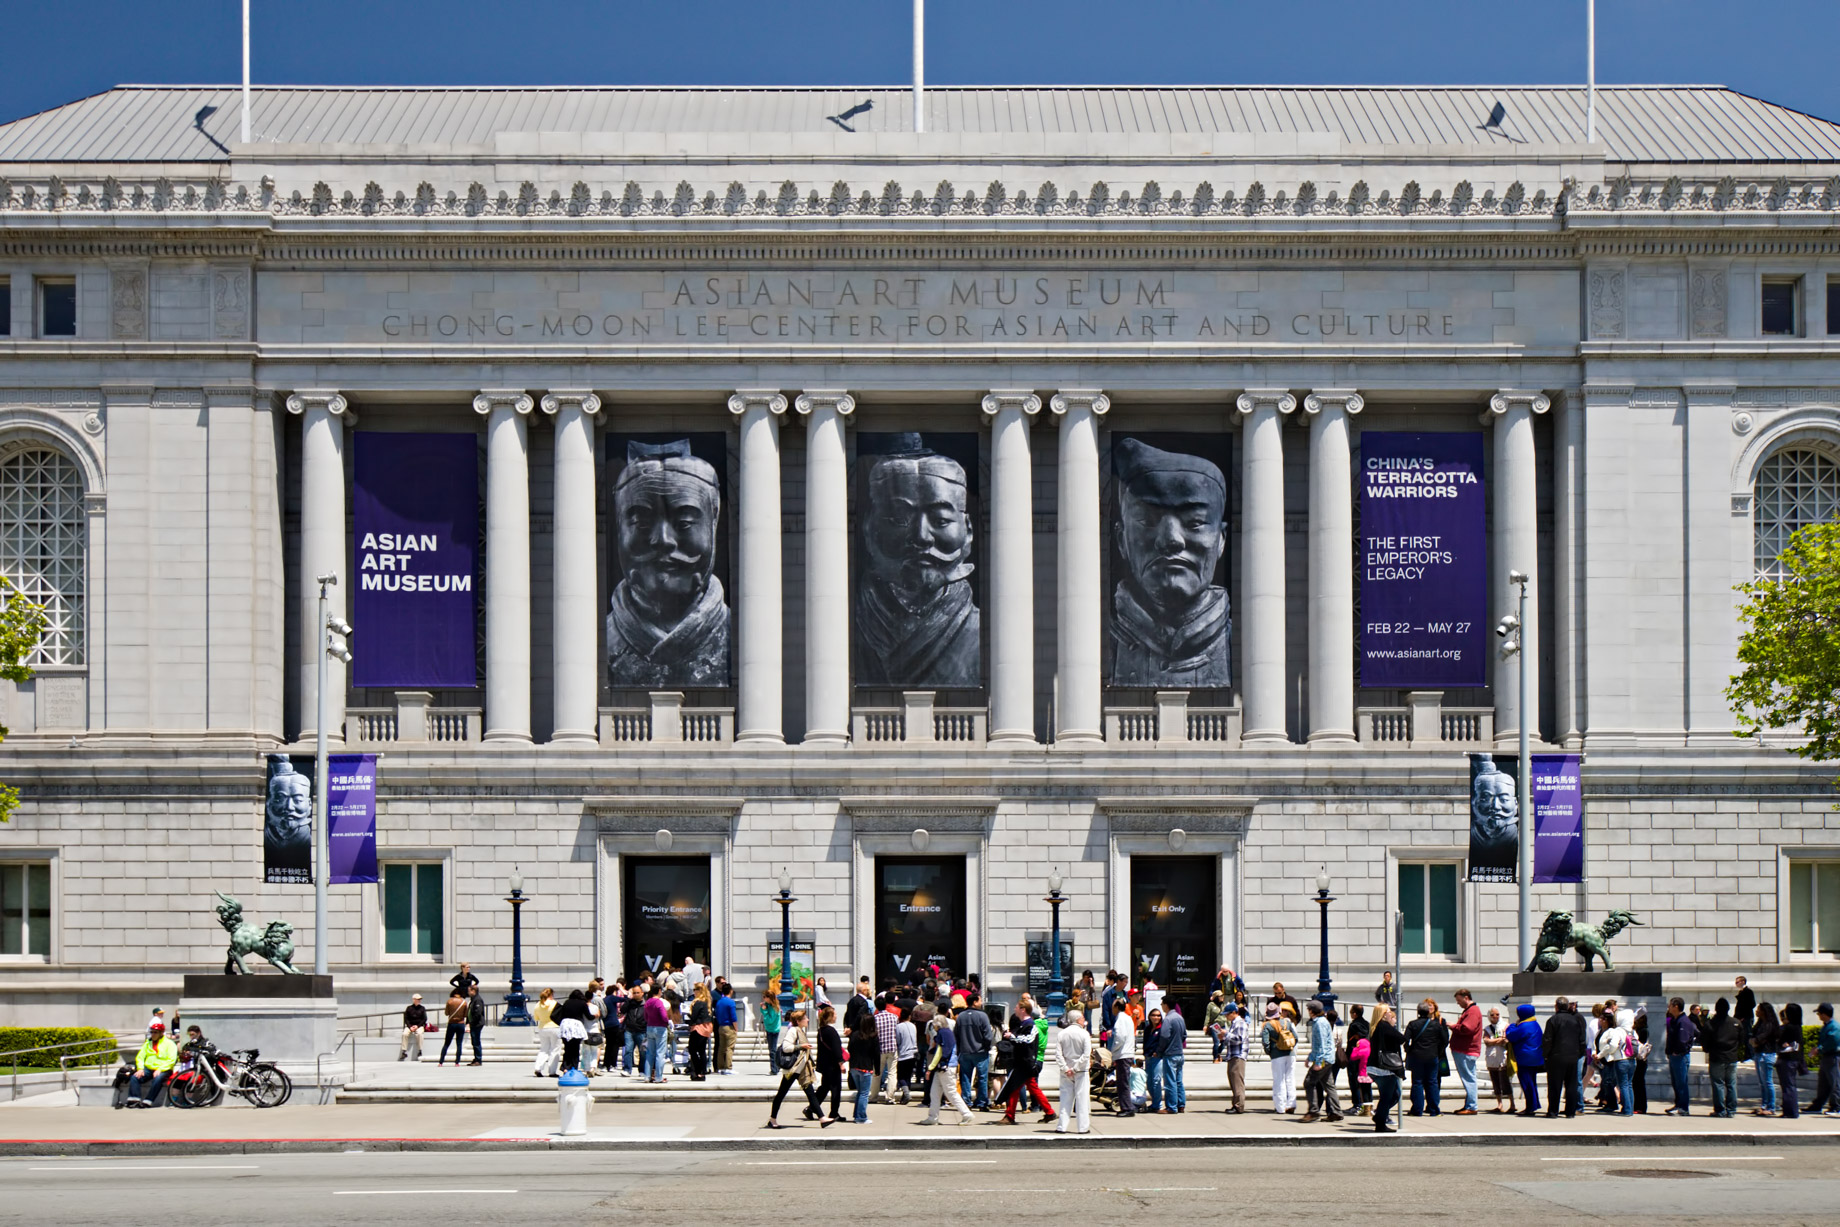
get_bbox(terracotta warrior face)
[864,457,972,608]
[1472,771,1518,841]
[266,767,311,844]
[1119,468,1227,615]
[616,465,719,620]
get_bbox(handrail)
[4,1035,127,1098]
[49,1043,137,1096]
[338,998,506,1037]
[315,1033,358,1104]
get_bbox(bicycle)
[171,1041,292,1108]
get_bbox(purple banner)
[1359,432,1487,688]
[1532,753,1585,884]
[353,433,478,688]
[327,752,378,886]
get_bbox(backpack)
[1263,1019,1295,1056]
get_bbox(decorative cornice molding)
[839,795,1000,834]
[472,390,534,416]
[1049,390,1110,417]
[582,795,743,826]
[1236,389,1298,417]
[1487,390,1553,418]
[793,390,856,417]
[538,389,601,416]
[1303,390,1364,416]
[1096,795,1256,835]
[727,389,789,417]
[283,390,351,421]
[981,390,1043,419]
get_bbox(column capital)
[1485,390,1552,421]
[793,390,856,416]
[539,390,602,416]
[1302,390,1364,416]
[1049,389,1110,416]
[472,390,535,416]
[982,390,1043,419]
[728,389,789,416]
[284,390,352,421]
[1235,389,1297,417]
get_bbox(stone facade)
[4,85,1840,1026]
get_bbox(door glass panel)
[1428,864,1458,956]
[416,863,444,956]
[383,864,412,955]
[1790,863,1813,953]
[623,857,711,984]
[1398,864,1426,955]
[1818,863,1840,954]
[875,857,966,988]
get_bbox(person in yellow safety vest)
[127,1020,179,1108]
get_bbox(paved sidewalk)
[3,1098,1838,1154]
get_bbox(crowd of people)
[391,961,1840,1132]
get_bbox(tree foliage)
[0,576,48,822]
[1728,521,1840,779]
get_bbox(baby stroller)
[1090,1045,1117,1112]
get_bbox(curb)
[4,1130,1837,1157]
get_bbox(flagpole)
[241,0,251,144]
[1585,0,1596,143]
[913,0,925,134]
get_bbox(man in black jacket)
[843,976,874,1035]
[954,992,996,1110]
[399,993,428,1062]
[466,984,486,1066]
[1542,997,1587,1117]
[1700,997,1745,1117]
[1734,976,1757,1055]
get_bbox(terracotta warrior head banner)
[853,432,982,688]
[1107,433,1233,687]
[605,434,731,688]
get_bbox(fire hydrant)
[558,1068,590,1136]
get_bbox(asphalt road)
[4,1145,1839,1225]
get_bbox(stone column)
[1303,390,1362,743]
[795,390,855,744]
[1235,389,1297,743]
[286,390,351,741]
[540,390,602,744]
[728,390,789,744]
[1050,390,1110,744]
[1488,390,1549,746]
[981,390,1041,744]
[474,390,534,742]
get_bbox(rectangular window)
[1789,860,1840,955]
[37,277,76,338]
[1828,277,1840,336]
[1761,277,1800,337]
[1398,862,1458,957]
[0,863,52,957]
[0,277,11,335]
[383,862,443,957]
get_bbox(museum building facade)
[3,84,1840,1024]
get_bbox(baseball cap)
[149,1021,165,1031]
[412,993,423,1000]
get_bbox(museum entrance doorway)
[621,856,712,984]
[874,856,966,990]
[1129,855,1218,1025]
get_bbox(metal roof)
[5,84,1840,164]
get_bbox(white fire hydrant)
[557,1068,591,1136]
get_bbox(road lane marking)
[27,1165,259,1171]
[744,1159,998,1166]
[1539,1156,1781,1163]
[334,1189,517,1196]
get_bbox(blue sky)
[4,2,1838,127]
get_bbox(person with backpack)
[1403,999,1449,1116]
[437,987,469,1065]
[1262,1001,1299,1113]
[1596,1007,1635,1116]
[621,988,647,1076]
[919,1007,974,1125]
[765,1006,825,1129]
[1366,1004,1405,1133]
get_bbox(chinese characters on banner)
[327,753,379,885]
[1532,753,1585,884]
[261,752,378,885]
[1464,751,1587,885]
[1359,432,1487,688]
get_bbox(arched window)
[0,448,86,665]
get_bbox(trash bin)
[558,1068,591,1136]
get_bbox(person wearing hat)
[1505,1004,1545,1117]
[399,992,428,1061]
[1261,1000,1300,1113]
[127,1019,178,1108]
[855,435,980,687]
[1812,1003,1840,1116]
[1110,436,1230,686]
[606,439,730,687]
[1221,1002,1250,1112]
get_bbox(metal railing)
[337,1000,506,1037]
[3,1035,129,1098]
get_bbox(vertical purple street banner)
[1360,432,1488,688]
[353,432,478,688]
[327,753,379,885]
[1532,753,1585,884]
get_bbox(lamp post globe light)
[501,868,534,1026]
[774,868,798,1016]
[1311,866,1337,1013]
[1044,867,1068,1023]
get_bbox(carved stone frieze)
[108,266,147,340]
[1691,266,1729,338]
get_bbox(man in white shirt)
[1056,1008,1094,1134]
[1109,1007,1137,1117]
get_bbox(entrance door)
[1129,856,1218,1025]
[874,856,966,990]
[622,856,712,983]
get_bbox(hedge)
[0,1027,121,1070]
[1803,1024,1825,1072]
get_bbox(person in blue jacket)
[1505,1003,1545,1117]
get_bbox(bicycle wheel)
[246,1063,291,1108]
[174,1073,222,1109]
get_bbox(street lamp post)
[774,868,798,1016]
[501,868,533,1026]
[1499,569,1532,970]
[1310,867,1336,1013]
[1044,868,1068,1023]
[313,573,350,978]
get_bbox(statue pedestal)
[178,974,337,1064]
[1511,970,1663,1000]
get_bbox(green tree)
[1728,521,1840,779]
[0,576,48,822]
